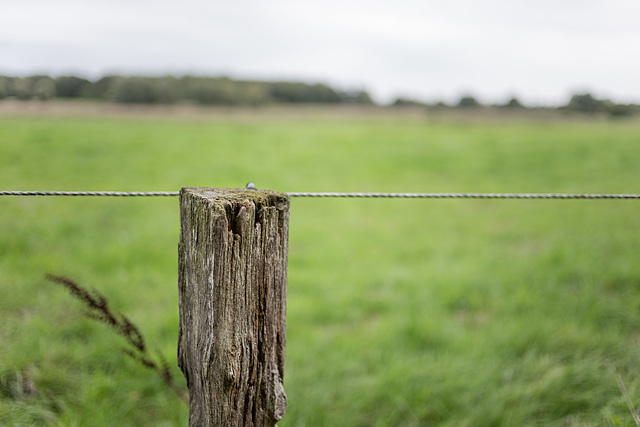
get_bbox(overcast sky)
[1,0,639,105]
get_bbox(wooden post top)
[180,186,289,205]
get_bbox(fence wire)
[1,190,640,199]
[0,191,179,197]
[286,192,640,199]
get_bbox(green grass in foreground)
[1,113,640,426]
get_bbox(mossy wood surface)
[178,187,289,426]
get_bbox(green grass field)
[1,110,640,426]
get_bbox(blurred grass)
[1,112,640,425]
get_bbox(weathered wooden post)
[178,187,289,426]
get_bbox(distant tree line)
[0,74,637,116]
[561,93,638,117]
[0,74,373,106]
[393,93,639,117]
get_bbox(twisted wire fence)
[1,190,640,199]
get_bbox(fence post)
[178,187,289,426]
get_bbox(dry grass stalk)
[45,274,188,404]
[606,360,640,426]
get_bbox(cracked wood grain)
[178,187,289,426]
